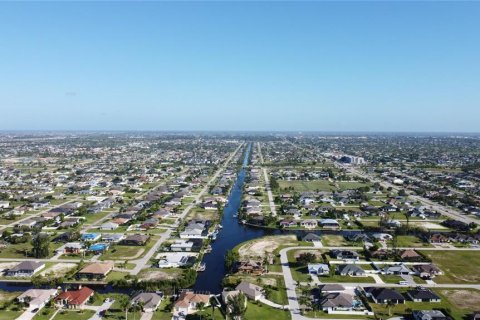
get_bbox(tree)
[227,292,247,320]
[386,300,395,316]
[197,302,205,320]
[297,252,316,265]
[225,250,239,271]
[31,234,50,258]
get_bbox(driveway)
[86,299,115,320]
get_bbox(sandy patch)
[0,262,19,274]
[440,289,480,309]
[140,270,181,281]
[238,235,298,259]
[413,222,447,230]
[40,263,76,277]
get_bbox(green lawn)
[105,271,130,282]
[420,250,480,284]
[321,275,375,283]
[244,301,291,320]
[321,235,349,247]
[393,235,432,248]
[379,275,404,284]
[0,310,24,320]
[100,245,144,260]
[33,307,57,320]
[153,298,174,320]
[278,180,337,192]
[53,310,95,320]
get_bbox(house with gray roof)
[336,264,366,276]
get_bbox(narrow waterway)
[193,143,273,293]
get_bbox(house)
[180,222,208,239]
[63,242,84,254]
[430,233,449,244]
[302,233,321,242]
[235,260,265,275]
[131,292,163,312]
[221,290,247,312]
[121,234,150,246]
[406,287,441,302]
[77,262,113,279]
[301,219,318,229]
[101,233,125,243]
[235,281,264,301]
[0,201,10,209]
[363,287,405,304]
[17,289,58,309]
[170,239,203,252]
[308,263,330,276]
[81,233,101,242]
[280,219,297,228]
[140,218,159,229]
[383,263,413,275]
[318,284,345,293]
[336,264,365,276]
[399,249,422,261]
[99,222,119,231]
[55,287,94,309]
[412,264,443,279]
[88,243,109,254]
[174,290,210,314]
[319,219,340,229]
[330,250,359,261]
[320,292,354,312]
[157,253,195,268]
[6,261,45,277]
[412,310,448,320]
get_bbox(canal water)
[193,143,274,293]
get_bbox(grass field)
[321,235,349,247]
[393,235,432,248]
[278,180,337,192]
[100,245,144,260]
[244,301,291,320]
[420,250,480,284]
[52,310,95,320]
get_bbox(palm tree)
[118,295,130,320]
[227,292,247,320]
[386,300,395,316]
[197,302,205,320]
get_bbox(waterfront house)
[235,281,264,301]
[17,289,57,309]
[77,262,113,280]
[174,290,210,314]
[301,219,318,229]
[55,287,94,309]
[131,292,163,312]
[6,261,45,277]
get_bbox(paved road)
[257,142,277,217]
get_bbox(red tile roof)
[56,287,94,306]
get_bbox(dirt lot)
[238,235,298,259]
[440,289,480,310]
[139,269,182,281]
[40,263,77,277]
[0,262,18,275]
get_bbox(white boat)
[196,262,206,272]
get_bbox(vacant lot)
[237,235,299,259]
[321,235,349,247]
[278,180,337,192]
[420,250,480,284]
[439,289,480,318]
[394,235,432,248]
[138,268,182,281]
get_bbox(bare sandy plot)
[0,262,19,275]
[413,221,447,230]
[238,235,298,259]
[139,269,181,281]
[39,263,76,277]
[440,289,480,309]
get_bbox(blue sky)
[0,2,479,132]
